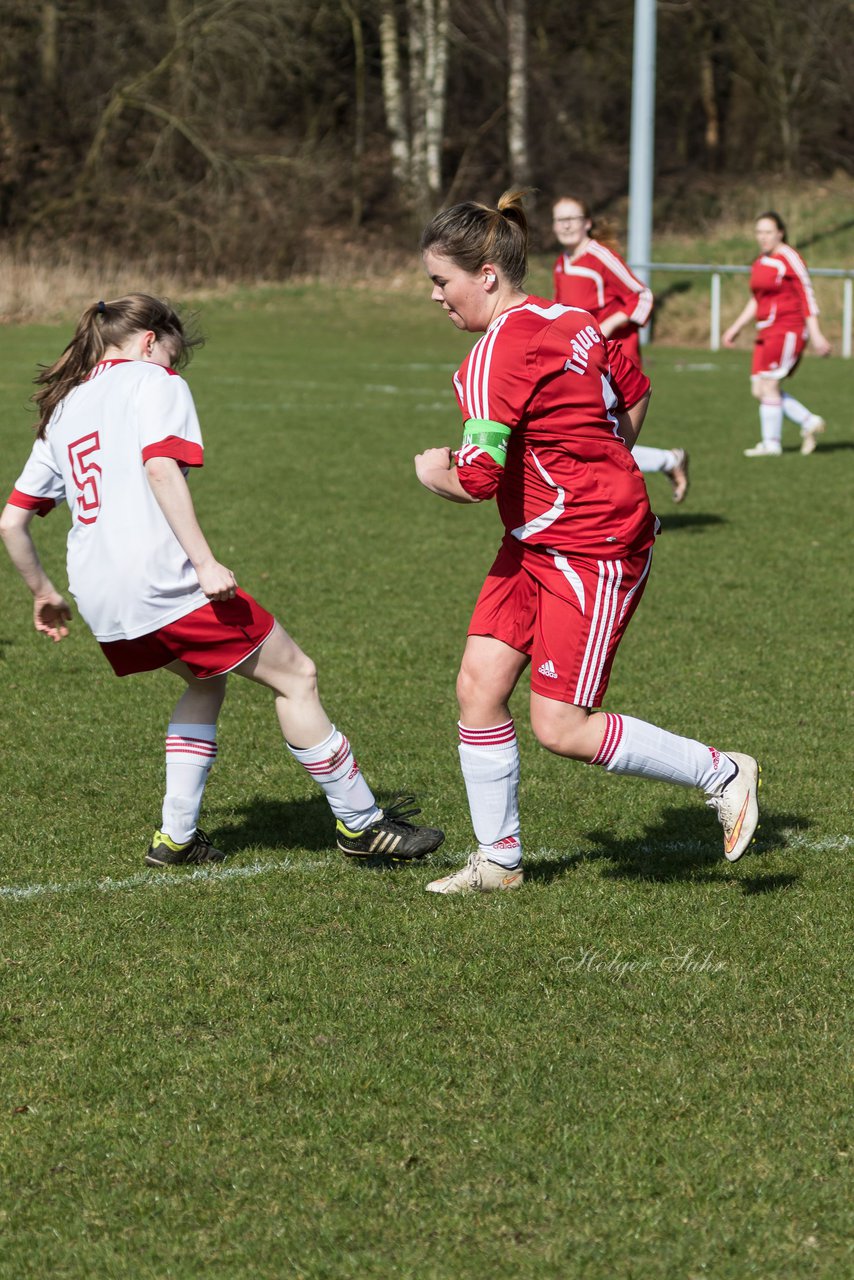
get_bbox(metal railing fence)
[632,262,853,357]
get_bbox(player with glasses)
[552,194,690,504]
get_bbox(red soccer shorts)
[751,325,806,379]
[100,589,276,679]
[468,538,653,707]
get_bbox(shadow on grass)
[210,790,435,855]
[739,872,799,895]
[654,511,727,533]
[213,794,809,895]
[526,806,806,893]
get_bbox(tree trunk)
[698,46,720,162]
[342,0,366,227]
[507,0,530,187]
[424,0,450,200]
[379,1,411,192]
[380,0,448,214]
[407,0,428,206]
[40,2,59,95]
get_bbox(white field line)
[0,831,849,904]
[0,858,325,903]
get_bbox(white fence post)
[634,262,853,356]
[710,273,721,352]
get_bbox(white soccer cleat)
[426,850,524,894]
[800,416,825,455]
[706,752,761,862]
[744,441,782,457]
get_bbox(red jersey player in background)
[552,194,689,503]
[414,191,759,894]
[722,210,830,456]
[0,294,443,867]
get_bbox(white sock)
[591,713,735,795]
[781,393,811,426]
[162,722,217,844]
[459,720,522,867]
[759,400,783,447]
[288,727,381,831]
[632,445,676,473]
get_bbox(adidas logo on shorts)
[538,659,558,679]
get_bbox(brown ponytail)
[32,293,201,437]
[420,188,531,288]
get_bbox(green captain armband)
[460,419,511,467]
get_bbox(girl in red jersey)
[722,211,831,456]
[552,194,689,503]
[0,294,442,867]
[414,192,759,893]
[552,195,653,363]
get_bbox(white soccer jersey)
[9,359,209,641]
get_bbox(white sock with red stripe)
[458,720,522,867]
[759,400,783,447]
[591,713,736,794]
[162,723,218,844]
[287,727,381,831]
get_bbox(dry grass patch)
[0,249,236,325]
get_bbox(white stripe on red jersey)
[585,242,654,326]
[451,296,656,559]
[777,244,819,317]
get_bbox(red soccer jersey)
[553,240,654,337]
[750,245,819,330]
[452,297,657,559]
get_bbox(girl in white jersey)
[414,193,759,894]
[0,294,443,867]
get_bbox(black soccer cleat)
[336,797,445,862]
[145,827,227,867]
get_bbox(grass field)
[0,288,852,1279]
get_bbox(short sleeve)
[8,435,66,516]
[782,247,819,318]
[605,339,651,410]
[596,248,654,327]
[455,449,503,500]
[138,370,205,468]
